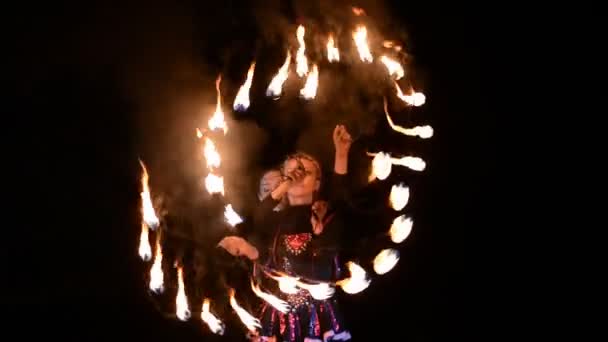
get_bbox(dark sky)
[6,0,504,340]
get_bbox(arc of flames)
[395,81,426,107]
[389,183,410,211]
[300,64,319,100]
[373,249,400,275]
[337,262,371,294]
[380,55,405,80]
[327,35,340,62]
[149,238,164,293]
[224,204,243,227]
[233,62,256,112]
[266,51,291,98]
[353,26,373,63]
[250,279,290,313]
[139,159,159,230]
[229,289,261,332]
[389,215,413,243]
[384,97,433,139]
[208,75,228,134]
[175,265,191,321]
[138,222,152,261]
[295,25,309,77]
[201,298,225,335]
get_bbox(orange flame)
[296,25,309,77]
[229,289,261,332]
[384,98,433,139]
[395,81,426,107]
[353,26,373,63]
[175,265,191,321]
[139,159,160,229]
[373,249,400,275]
[391,156,426,171]
[196,128,203,139]
[233,62,256,111]
[266,51,291,98]
[203,137,221,170]
[389,183,410,211]
[299,64,319,100]
[201,298,225,335]
[149,238,164,293]
[208,75,228,134]
[296,281,335,300]
[250,279,290,313]
[380,55,405,80]
[337,262,371,294]
[370,152,392,181]
[389,215,413,243]
[327,35,340,62]
[205,172,224,195]
[138,222,152,261]
[224,204,243,227]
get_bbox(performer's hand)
[311,200,328,235]
[218,236,259,260]
[333,124,352,156]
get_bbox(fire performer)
[219,124,354,341]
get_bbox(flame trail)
[389,215,413,243]
[250,279,290,313]
[337,262,371,294]
[175,266,191,321]
[233,62,256,112]
[391,156,426,171]
[389,183,410,211]
[201,298,225,335]
[205,173,225,195]
[299,64,319,100]
[296,281,335,300]
[196,128,203,138]
[139,159,159,230]
[203,137,221,170]
[384,98,433,138]
[373,249,400,275]
[327,35,340,62]
[268,273,299,295]
[208,75,228,134]
[380,55,405,80]
[353,26,373,63]
[229,289,261,332]
[149,238,164,293]
[224,204,243,227]
[266,51,291,98]
[295,25,309,77]
[395,81,426,107]
[138,222,152,261]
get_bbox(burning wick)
[229,289,261,332]
[251,279,291,314]
[175,265,191,321]
[353,26,373,63]
[395,81,426,107]
[138,222,152,261]
[233,62,256,112]
[139,159,159,230]
[295,25,309,77]
[224,204,243,227]
[389,215,413,243]
[380,55,405,80]
[201,298,225,335]
[384,98,433,139]
[300,64,319,100]
[208,75,228,134]
[389,183,410,211]
[149,238,164,293]
[337,262,371,294]
[327,35,340,62]
[373,249,400,275]
[266,51,290,98]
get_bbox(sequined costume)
[250,173,352,342]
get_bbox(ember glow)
[208,75,228,134]
[229,289,261,332]
[371,152,393,181]
[395,81,426,107]
[337,262,371,294]
[373,249,400,275]
[389,215,413,243]
[175,266,191,321]
[149,238,164,293]
[299,64,319,100]
[353,26,373,63]
[266,51,291,98]
[139,159,159,230]
[389,183,410,211]
[138,222,152,261]
[380,55,405,80]
[295,25,309,77]
[224,204,243,227]
[205,172,225,195]
[327,35,340,62]
[250,279,290,314]
[233,62,256,112]
[203,137,221,169]
[201,298,225,335]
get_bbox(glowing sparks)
[250,279,290,313]
[389,215,413,243]
[297,282,335,300]
[208,75,228,134]
[266,51,291,98]
[337,262,371,294]
[203,137,221,170]
[295,25,309,77]
[299,64,319,100]
[175,266,191,321]
[353,26,373,63]
[327,35,340,62]
[139,159,159,230]
[149,238,164,293]
[373,249,400,275]
[205,173,225,195]
[224,204,243,227]
[392,156,426,171]
[389,183,410,211]
[233,62,256,112]
[395,81,426,107]
[138,222,152,261]
[371,152,393,181]
[201,298,225,335]
[380,55,404,80]
[229,289,261,332]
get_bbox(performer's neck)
[287,193,313,206]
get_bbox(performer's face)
[284,157,320,197]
